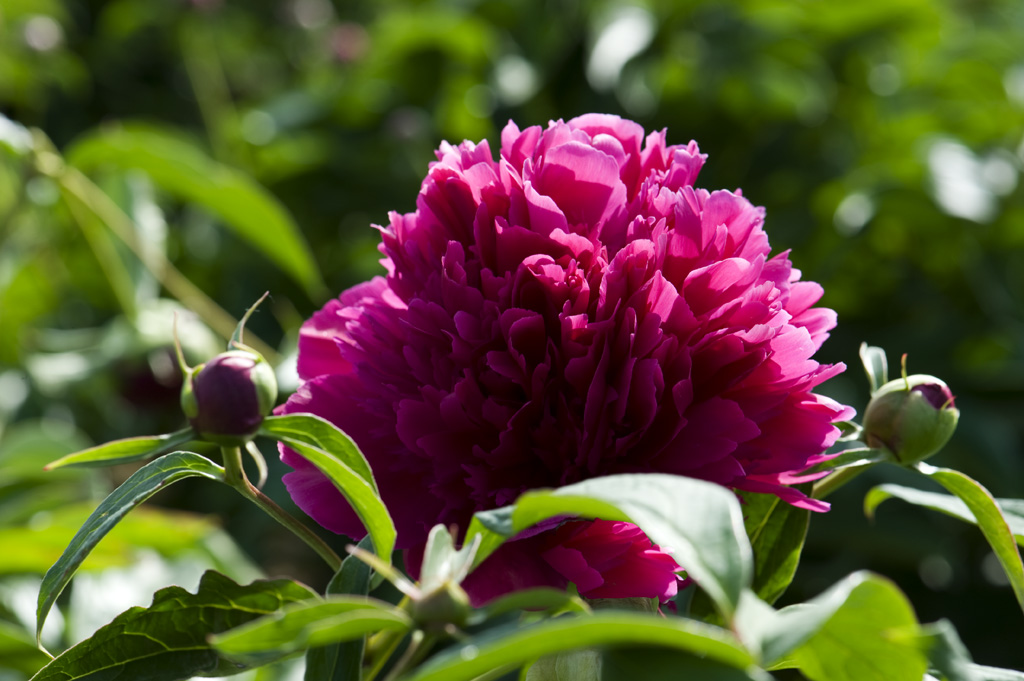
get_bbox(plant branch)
[221,445,342,571]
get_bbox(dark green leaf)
[403,612,753,681]
[304,536,374,681]
[36,451,224,640]
[30,571,316,681]
[65,124,326,298]
[261,414,378,493]
[914,464,1024,612]
[211,596,410,666]
[44,427,195,469]
[271,438,394,565]
[467,474,751,621]
[865,483,1024,543]
[740,490,809,604]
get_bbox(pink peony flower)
[280,114,854,603]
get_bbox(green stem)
[50,159,280,363]
[811,464,869,500]
[381,630,437,681]
[221,445,342,571]
[363,629,407,681]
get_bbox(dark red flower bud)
[181,349,277,446]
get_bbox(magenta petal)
[280,115,853,594]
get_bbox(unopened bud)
[862,375,959,465]
[410,579,471,631]
[181,349,277,446]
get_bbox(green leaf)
[402,612,753,681]
[603,648,771,681]
[865,483,1024,543]
[741,572,910,669]
[740,490,809,604]
[211,596,410,666]
[970,665,1024,680]
[798,447,890,477]
[0,503,219,575]
[65,124,326,298]
[860,342,888,393]
[918,619,976,681]
[44,427,195,469]
[36,451,225,640]
[0,620,50,674]
[914,464,1024,612]
[30,571,316,681]
[467,474,751,621]
[0,113,33,155]
[260,413,378,493]
[471,588,589,625]
[273,438,394,566]
[305,536,374,681]
[419,523,479,591]
[771,572,927,681]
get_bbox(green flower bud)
[862,374,959,465]
[409,579,471,631]
[181,349,277,446]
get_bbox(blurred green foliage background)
[1,0,1023,676]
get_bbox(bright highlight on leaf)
[467,473,752,622]
[43,427,195,470]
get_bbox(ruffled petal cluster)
[280,114,854,602]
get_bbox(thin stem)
[54,165,280,363]
[381,630,437,681]
[363,629,407,681]
[221,445,342,571]
[811,464,869,500]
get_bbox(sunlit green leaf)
[36,451,224,640]
[768,572,927,681]
[274,438,394,566]
[865,483,1024,544]
[914,464,1024,612]
[44,427,195,469]
[211,596,410,666]
[467,474,751,621]
[65,124,326,298]
[860,343,889,393]
[403,612,753,681]
[261,414,378,493]
[0,503,218,575]
[30,571,316,681]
